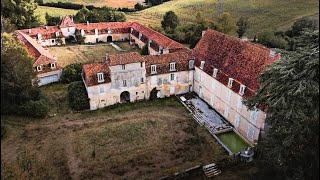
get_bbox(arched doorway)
[120,91,130,103]
[150,88,158,100]
[107,36,112,42]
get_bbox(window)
[141,78,144,83]
[140,62,143,68]
[121,64,126,70]
[123,80,127,87]
[237,96,242,111]
[97,73,104,83]
[96,38,99,43]
[234,114,240,129]
[239,85,246,95]
[247,124,255,140]
[50,63,55,68]
[250,109,259,125]
[228,78,234,87]
[169,62,176,71]
[67,28,70,32]
[36,65,42,72]
[200,61,205,69]
[52,39,55,43]
[136,92,138,95]
[224,106,230,118]
[55,32,59,37]
[226,89,232,103]
[151,65,157,74]
[170,73,175,81]
[189,60,195,69]
[99,85,104,93]
[213,68,218,77]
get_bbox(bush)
[134,3,145,11]
[18,92,49,118]
[257,31,287,49]
[60,63,83,83]
[68,81,89,111]
[140,44,149,55]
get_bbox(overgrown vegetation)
[1,33,49,118]
[73,6,126,23]
[60,63,83,83]
[244,27,319,179]
[67,81,89,111]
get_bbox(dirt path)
[65,133,83,180]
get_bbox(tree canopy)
[1,0,41,29]
[236,17,249,38]
[215,12,237,35]
[73,6,126,23]
[161,11,179,32]
[244,29,319,179]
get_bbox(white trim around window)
[50,63,55,68]
[151,65,157,74]
[169,62,176,71]
[36,65,42,72]
[97,73,104,83]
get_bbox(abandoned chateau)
[16,16,280,145]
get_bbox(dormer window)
[213,68,218,78]
[169,62,176,71]
[50,63,55,69]
[36,65,42,72]
[121,64,126,70]
[189,60,195,69]
[151,65,157,74]
[200,61,205,69]
[97,73,104,83]
[55,32,59,37]
[239,84,246,95]
[228,78,234,88]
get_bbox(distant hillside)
[127,0,319,37]
[43,0,145,8]
[35,6,78,24]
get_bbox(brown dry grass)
[48,42,140,67]
[1,84,227,179]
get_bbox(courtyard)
[1,83,228,179]
[47,42,140,67]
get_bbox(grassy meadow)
[1,84,228,179]
[127,0,319,37]
[35,6,78,24]
[42,0,145,8]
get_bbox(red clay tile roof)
[59,15,75,28]
[75,22,132,31]
[130,22,186,50]
[193,29,280,96]
[144,50,194,75]
[19,26,62,40]
[83,63,111,86]
[16,31,56,66]
[108,52,144,66]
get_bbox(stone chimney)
[202,30,207,37]
[28,29,31,34]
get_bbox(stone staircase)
[202,163,221,178]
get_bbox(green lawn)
[127,0,319,37]
[35,6,78,24]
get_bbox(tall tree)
[1,16,15,33]
[244,29,319,180]
[236,17,249,38]
[161,11,179,32]
[215,12,237,35]
[1,0,41,29]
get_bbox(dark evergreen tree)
[244,29,319,180]
[236,17,249,38]
[161,11,179,32]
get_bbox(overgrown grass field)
[1,83,228,179]
[127,0,319,37]
[42,0,145,8]
[35,6,78,24]
[47,42,140,67]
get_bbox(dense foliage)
[1,33,49,118]
[161,11,179,32]
[73,7,126,23]
[244,29,319,180]
[45,13,61,26]
[1,16,16,33]
[68,81,90,111]
[257,31,287,48]
[140,44,149,55]
[236,17,249,38]
[60,63,83,83]
[1,0,41,29]
[215,12,237,35]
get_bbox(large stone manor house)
[16,16,280,144]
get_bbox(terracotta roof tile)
[130,22,186,50]
[107,52,144,66]
[59,15,75,28]
[144,50,194,75]
[193,29,280,96]
[19,26,62,40]
[83,63,111,87]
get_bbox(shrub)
[68,81,89,111]
[134,3,145,11]
[60,63,83,83]
[257,31,287,49]
[140,44,149,55]
[18,92,49,118]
